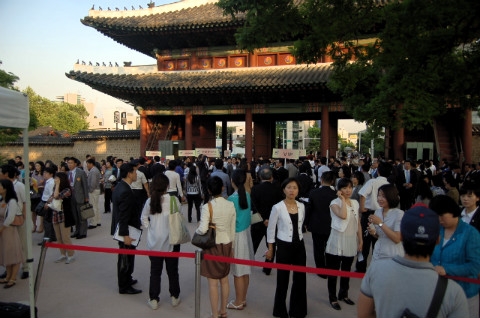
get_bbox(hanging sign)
[178,150,196,157]
[195,148,221,157]
[272,148,300,159]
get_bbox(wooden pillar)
[321,104,329,157]
[463,108,473,164]
[329,116,338,158]
[245,107,253,161]
[393,128,405,160]
[139,109,148,156]
[222,120,228,156]
[253,117,272,160]
[185,109,192,150]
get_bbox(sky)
[0,0,366,133]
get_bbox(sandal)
[4,280,16,289]
[242,301,247,307]
[31,225,37,233]
[218,313,228,318]
[0,279,8,284]
[226,300,243,310]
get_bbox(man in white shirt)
[316,157,331,184]
[356,161,391,273]
[41,166,57,242]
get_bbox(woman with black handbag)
[195,176,236,318]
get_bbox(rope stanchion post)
[34,238,50,299]
[194,249,202,318]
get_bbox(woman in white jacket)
[265,177,307,318]
[141,174,181,310]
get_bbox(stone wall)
[0,139,140,165]
[472,135,480,165]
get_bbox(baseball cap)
[401,204,439,245]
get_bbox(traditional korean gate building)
[67,0,473,163]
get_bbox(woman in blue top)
[226,169,254,311]
[430,195,480,318]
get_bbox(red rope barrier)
[44,242,480,284]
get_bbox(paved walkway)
[0,195,361,318]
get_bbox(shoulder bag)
[169,196,191,245]
[191,202,216,249]
[400,276,448,318]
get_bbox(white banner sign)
[178,150,196,157]
[195,148,220,158]
[298,149,307,157]
[272,148,300,159]
[166,155,175,160]
[145,151,161,157]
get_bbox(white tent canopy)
[0,86,35,317]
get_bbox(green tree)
[358,125,385,157]
[0,68,19,90]
[306,122,320,154]
[217,0,480,130]
[25,87,89,134]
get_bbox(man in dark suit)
[395,159,418,210]
[305,171,337,278]
[250,167,283,275]
[149,155,165,177]
[67,157,89,239]
[112,162,142,295]
[275,159,289,184]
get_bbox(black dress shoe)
[130,279,138,285]
[76,235,87,239]
[88,225,97,229]
[97,224,101,227]
[330,302,341,310]
[21,272,29,279]
[71,233,79,238]
[340,297,355,305]
[262,268,271,276]
[119,287,142,295]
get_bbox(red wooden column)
[245,107,253,161]
[139,108,148,156]
[393,128,404,160]
[185,109,193,150]
[321,104,329,157]
[393,105,405,160]
[463,108,473,164]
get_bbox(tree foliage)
[306,122,320,154]
[0,68,20,90]
[25,87,89,134]
[217,0,480,130]
[358,125,385,157]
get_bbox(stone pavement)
[0,195,362,318]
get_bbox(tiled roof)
[66,63,335,107]
[72,130,140,140]
[81,2,243,54]
[8,130,140,146]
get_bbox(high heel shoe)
[226,300,243,310]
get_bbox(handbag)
[6,206,24,226]
[169,195,191,245]
[34,200,46,217]
[80,203,95,220]
[49,198,63,212]
[191,202,216,249]
[251,212,263,224]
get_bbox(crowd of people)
[0,152,479,317]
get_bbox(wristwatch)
[378,223,383,227]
